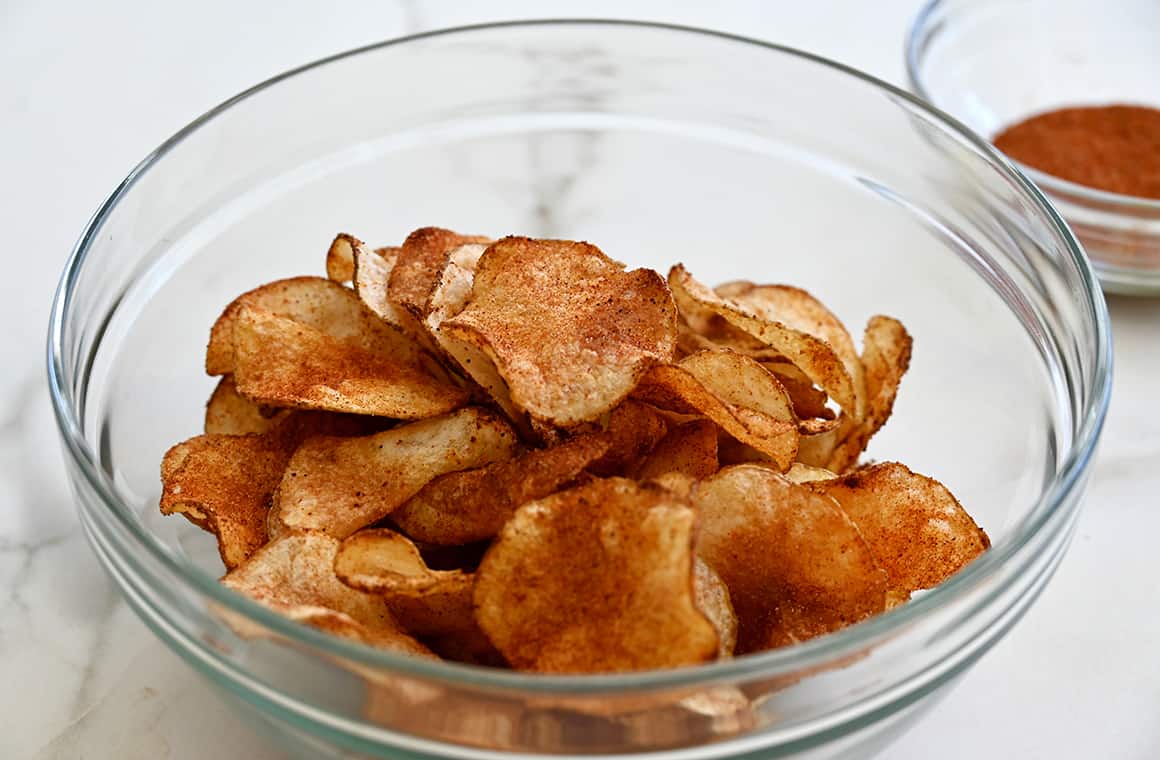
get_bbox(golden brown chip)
[389,227,492,321]
[206,276,433,377]
[325,233,362,283]
[204,376,280,435]
[717,283,865,420]
[811,315,913,473]
[811,462,989,595]
[474,477,718,672]
[160,434,289,569]
[334,529,475,632]
[587,400,669,476]
[635,419,719,482]
[391,432,611,545]
[231,306,469,418]
[693,465,888,653]
[669,266,858,420]
[271,407,518,539]
[352,244,408,330]
[694,558,737,658]
[632,352,798,472]
[442,237,678,427]
[221,531,434,656]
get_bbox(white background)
[2,1,1158,758]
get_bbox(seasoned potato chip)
[160,434,287,568]
[694,558,737,658]
[325,233,362,284]
[693,465,888,652]
[824,316,913,471]
[271,407,517,539]
[221,532,433,656]
[391,433,610,545]
[352,244,408,330]
[334,529,475,633]
[716,283,865,420]
[232,306,469,418]
[811,462,988,595]
[474,477,718,672]
[205,376,279,436]
[207,276,433,377]
[636,419,719,481]
[442,237,678,426]
[389,227,491,321]
[669,266,858,420]
[588,400,669,476]
[632,352,798,471]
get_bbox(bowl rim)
[48,18,1112,694]
[906,0,1160,214]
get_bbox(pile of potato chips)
[160,228,989,673]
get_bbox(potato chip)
[715,282,865,420]
[417,242,532,431]
[474,477,718,672]
[232,306,469,418]
[221,531,433,656]
[204,375,280,436]
[271,407,517,539]
[206,276,433,377]
[352,244,408,330]
[334,529,474,630]
[391,433,610,545]
[324,233,362,284]
[160,434,289,569]
[587,400,669,476]
[442,237,678,426]
[632,352,798,471]
[636,419,719,482]
[693,465,888,652]
[694,558,737,658]
[824,316,913,471]
[811,462,988,595]
[389,227,491,321]
[669,266,858,420]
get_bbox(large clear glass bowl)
[907,0,1160,295]
[48,20,1111,759]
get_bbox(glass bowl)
[48,20,1111,759]
[907,0,1160,295]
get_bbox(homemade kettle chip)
[810,462,989,595]
[693,465,889,653]
[206,276,433,377]
[159,225,986,675]
[271,407,517,539]
[474,477,719,672]
[391,432,610,545]
[668,265,859,420]
[231,306,469,418]
[442,237,678,427]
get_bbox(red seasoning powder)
[993,105,1160,199]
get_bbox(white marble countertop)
[3,1,1158,758]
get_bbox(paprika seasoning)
[993,105,1160,199]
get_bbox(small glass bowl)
[49,20,1110,759]
[907,0,1160,295]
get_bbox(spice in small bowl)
[993,105,1160,200]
